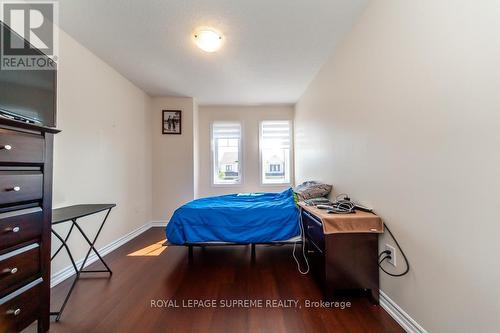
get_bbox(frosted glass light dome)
[193,28,223,53]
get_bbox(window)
[211,122,242,185]
[260,120,292,184]
[270,164,281,172]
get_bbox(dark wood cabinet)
[0,278,42,333]
[0,244,40,295]
[0,172,44,205]
[0,129,45,164]
[0,209,43,252]
[0,119,58,333]
[301,208,380,304]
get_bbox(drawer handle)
[2,144,12,150]
[5,226,20,233]
[307,250,315,254]
[1,267,18,275]
[8,186,21,192]
[6,308,21,316]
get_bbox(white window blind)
[211,122,242,185]
[261,121,291,149]
[260,121,292,185]
[212,122,241,140]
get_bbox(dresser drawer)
[0,208,43,251]
[0,244,40,296]
[303,210,325,253]
[0,278,42,333]
[0,129,44,164]
[0,173,43,205]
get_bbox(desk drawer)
[0,244,40,296]
[0,209,43,251]
[0,129,44,164]
[0,278,42,333]
[0,173,43,205]
[303,210,324,252]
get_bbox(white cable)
[292,212,309,275]
[329,195,355,214]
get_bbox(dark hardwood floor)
[27,228,404,333]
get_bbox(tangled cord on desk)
[329,193,356,213]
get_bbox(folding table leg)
[50,228,80,322]
[50,208,114,321]
[51,272,80,322]
[51,223,75,260]
[50,229,79,276]
[73,209,113,275]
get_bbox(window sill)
[211,183,243,188]
[260,182,292,187]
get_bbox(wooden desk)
[299,203,382,304]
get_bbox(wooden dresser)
[0,118,58,333]
[300,203,383,304]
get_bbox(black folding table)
[50,204,116,321]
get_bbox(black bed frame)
[165,240,302,263]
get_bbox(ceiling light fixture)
[193,28,223,53]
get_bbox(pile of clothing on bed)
[293,181,332,202]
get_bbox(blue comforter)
[166,188,300,245]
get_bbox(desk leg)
[50,229,80,321]
[50,208,114,322]
[50,229,79,275]
[51,223,75,260]
[73,209,113,275]
[51,273,80,321]
[370,288,380,305]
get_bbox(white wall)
[294,1,500,332]
[52,30,152,275]
[193,101,199,199]
[198,105,294,198]
[151,96,196,221]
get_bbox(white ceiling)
[58,0,367,105]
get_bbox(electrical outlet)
[384,244,397,267]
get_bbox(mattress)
[186,235,302,245]
[165,188,300,245]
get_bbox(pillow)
[293,181,332,201]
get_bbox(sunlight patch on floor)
[127,240,168,256]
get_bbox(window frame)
[210,121,244,187]
[259,120,293,186]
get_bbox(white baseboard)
[150,220,168,227]
[50,222,155,288]
[380,290,428,333]
[51,223,426,333]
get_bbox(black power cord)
[378,222,410,277]
[379,249,391,259]
[379,255,392,265]
[321,194,410,277]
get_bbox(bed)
[165,188,301,260]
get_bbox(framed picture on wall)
[162,110,182,134]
